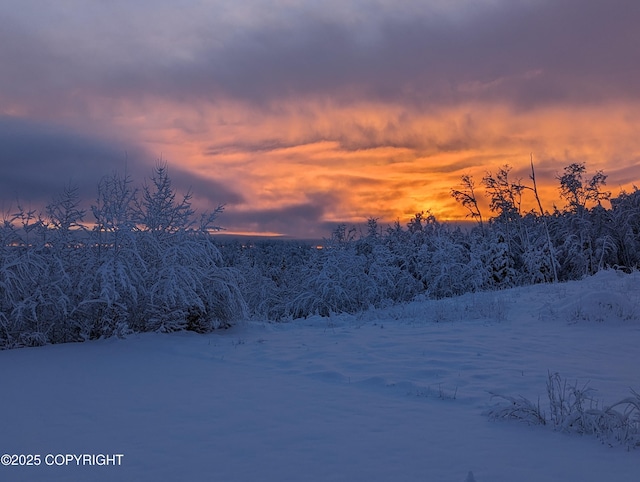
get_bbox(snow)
[1,270,639,481]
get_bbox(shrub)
[0,165,244,349]
[487,372,640,449]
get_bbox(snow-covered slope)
[2,270,639,481]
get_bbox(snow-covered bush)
[87,170,146,336]
[133,165,244,331]
[611,188,640,269]
[0,165,245,349]
[142,231,246,332]
[221,240,315,321]
[289,246,379,317]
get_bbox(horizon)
[2,0,639,238]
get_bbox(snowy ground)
[2,270,640,482]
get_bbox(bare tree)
[558,162,610,213]
[451,175,484,233]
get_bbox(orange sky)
[1,1,639,238]
[116,97,640,235]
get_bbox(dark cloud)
[2,0,638,111]
[221,192,339,238]
[0,116,142,204]
[0,116,242,213]
[605,160,640,187]
[224,205,323,238]
[166,167,245,206]
[160,0,640,108]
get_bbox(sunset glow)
[2,0,639,238]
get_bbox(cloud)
[2,0,638,112]
[1,1,640,237]
[0,116,141,204]
[0,116,242,213]
[167,167,245,207]
[141,0,640,108]
[222,192,339,239]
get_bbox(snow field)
[1,270,639,481]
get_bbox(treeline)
[221,161,640,320]
[1,162,639,348]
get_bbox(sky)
[1,0,639,238]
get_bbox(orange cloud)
[86,99,640,236]
[41,95,640,237]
